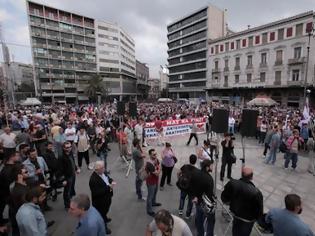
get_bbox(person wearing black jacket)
[220,133,234,181]
[58,141,79,210]
[191,159,215,236]
[221,167,263,236]
[89,160,114,235]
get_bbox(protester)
[265,194,314,236]
[285,129,304,170]
[0,126,17,159]
[132,138,146,200]
[160,142,176,190]
[265,126,281,165]
[75,127,92,171]
[220,133,234,181]
[186,120,198,146]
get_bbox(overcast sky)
[0,0,314,77]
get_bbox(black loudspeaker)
[212,109,229,133]
[241,109,259,137]
[117,101,125,115]
[129,102,137,117]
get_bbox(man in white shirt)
[0,126,17,159]
[74,127,91,171]
[228,116,235,134]
[134,118,144,147]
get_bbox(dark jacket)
[221,178,263,221]
[188,169,214,203]
[57,152,77,179]
[89,171,113,206]
[43,150,58,172]
[0,163,20,199]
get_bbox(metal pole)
[303,32,311,104]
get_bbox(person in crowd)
[116,128,129,161]
[58,141,79,210]
[146,149,162,216]
[69,194,106,236]
[160,142,176,190]
[285,129,304,170]
[64,122,77,158]
[124,122,133,156]
[300,123,309,151]
[89,161,114,234]
[307,137,315,175]
[265,126,281,165]
[220,133,234,181]
[259,120,267,144]
[75,127,92,171]
[53,127,66,158]
[145,209,193,236]
[221,167,263,236]
[265,194,314,236]
[9,165,29,236]
[262,125,275,158]
[132,138,146,200]
[32,124,47,156]
[16,186,47,236]
[178,154,198,219]
[134,118,144,147]
[197,140,212,165]
[154,116,163,146]
[42,142,59,201]
[19,144,29,162]
[15,128,31,147]
[228,115,235,134]
[0,152,20,224]
[0,126,17,159]
[186,120,198,146]
[87,123,97,154]
[96,131,110,172]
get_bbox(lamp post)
[303,23,314,104]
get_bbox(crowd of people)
[0,101,314,236]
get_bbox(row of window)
[169,51,206,65]
[120,32,135,47]
[98,34,119,41]
[213,47,303,70]
[169,61,206,74]
[211,22,313,55]
[169,81,206,88]
[98,25,118,33]
[98,42,119,49]
[168,30,207,49]
[168,41,206,57]
[214,70,301,85]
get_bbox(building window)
[255,35,260,44]
[242,39,246,47]
[211,47,214,54]
[248,36,253,47]
[270,32,275,41]
[275,71,281,83]
[261,53,267,64]
[262,33,268,44]
[296,23,303,36]
[247,73,252,82]
[220,44,224,52]
[292,69,300,81]
[276,50,283,64]
[224,76,228,84]
[214,61,219,70]
[247,55,253,66]
[225,42,229,52]
[236,40,240,49]
[230,42,235,50]
[260,72,266,82]
[294,47,302,59]
[278,28,284,40]
[235,57,240,68]
[306,22,313,33]
[215,45,219,54]
[235,75,239,83]
[286,27,293,37]
[224,59,228,69]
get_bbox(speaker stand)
[240,136,246,170]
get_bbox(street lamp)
[303,23,314,104]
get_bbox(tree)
[85,74,110,103]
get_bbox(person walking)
[220,133,234,181]
[160,142,176,190]
[221,167,263,236]
[69,194,106,236]
[265,126,281,165]
[284,129,304,170]
[186,120,198,146]
[265,194,314,236]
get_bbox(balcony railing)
[287,80,303,86]
[224,67,229,72]
[246,64,253,70]
[234,66,240,71]
[223,83,229,87]
[212,68,220,73]
[274,60,283,66]
[259,63,268,68]
[274,80,281,86]
[288,57,305,65]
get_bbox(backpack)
[279,141,288,153]
[176,165,193,192]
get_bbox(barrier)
[144,117,206,138]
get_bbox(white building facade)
[207,11,315,107]
[96,20,136,100]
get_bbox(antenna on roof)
[247,25,251,29]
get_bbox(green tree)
[85,74,110,103]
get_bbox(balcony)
[32,32,46,38]
[287,80,303,86]
[224,67,229,72]
[46,24,59,31]
[211,83,220,88]
[223,83,229,88]
[246,64,253,70]
[61,47,73,52]
[288,57,305,65]
[234,66,240,71]
[30,21,45,28]
[259,63,268,68]
[33,43,47,48]
[74,40,84,44]
[47,45,60,50]
[212,68,220,74]
[64,83,77,88]
[46,34,60,40]
[274,80,281,86]
[274,60,283,66]
[84,41,96,47]
[61,38,73,43]
[73,48,85,53]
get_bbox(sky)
[0,0,315,77]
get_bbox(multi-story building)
[207,11,315,107]
[148,78,160,100]
[167,5,226,100]
[8,62,34,88]
[136,60,149,99]
[27,1,137,103]
[96,21,136,100]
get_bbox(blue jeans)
[195,204,215,236]
[97,151,108,171]
[135,175,143,199]
[179,191,193,217]
[285,152,298,169]
[265,148,277,164]
[146,184,158,213]
[232,218,254,236]
[229,125,235,134]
